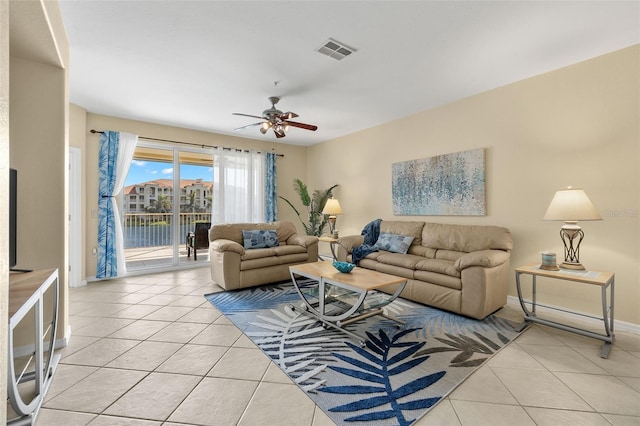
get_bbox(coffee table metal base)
[292,303,404,346]
[289,266,407,345]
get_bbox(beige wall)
[10,56,69,346]
[7,0,69,347]
[308,45,640,326]
[1,0,9,416]
[2,1,68,417]
[69,111,309,278]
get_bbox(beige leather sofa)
[335,221,513,319]
[209,221,319,290]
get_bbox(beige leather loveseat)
[335,221,513,319]
[209,221,319,290]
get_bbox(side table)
[514,264,615,358]
[318,236,339,260]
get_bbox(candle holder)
[540,251,559,271]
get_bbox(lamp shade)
[322,198,343,216]
[543,187,602,221]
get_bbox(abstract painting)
[392,148,485,216]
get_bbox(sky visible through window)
[125,160,213,187]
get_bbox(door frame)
[68,147,84,287]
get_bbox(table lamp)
[322,198,343,238]
[543,187,602,270]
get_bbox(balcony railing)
[124,212,212,249]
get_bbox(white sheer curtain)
[113,133,138,275]
[212,147,265,224]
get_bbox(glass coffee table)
[289,260,407,345]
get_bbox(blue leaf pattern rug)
[206,280,521,426]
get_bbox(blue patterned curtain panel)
[96,131,120,279]
[96,131,138,279]
[265,151,277,222]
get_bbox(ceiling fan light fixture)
[274,127,286,138]
[233,97,317,139]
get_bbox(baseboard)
[506,295,639,334]
[69,279,87,288]
[86,262,210,283]
[12,325,71,358]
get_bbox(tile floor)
[10,266,640,425]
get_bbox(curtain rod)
[89,129,284,157]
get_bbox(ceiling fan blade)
[233,122,263,131]
[280,111,299,120]
[284,120,318,131]
[232,112,264,120]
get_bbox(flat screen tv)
[9,168,17,269]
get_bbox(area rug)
[205,280,521,426]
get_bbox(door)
[122,142,212,271]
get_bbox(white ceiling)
[58,1,639,146]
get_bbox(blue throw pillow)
[242,229,280,249]
[374,233,414,254]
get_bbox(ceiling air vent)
[316,38,357,61]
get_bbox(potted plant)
[279,179,338,237]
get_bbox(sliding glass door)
[178,150,213,264]
[122,142,212,270]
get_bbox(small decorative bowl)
[333,261,355,273]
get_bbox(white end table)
[514,264,615,358]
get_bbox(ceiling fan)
[233,96,318,138]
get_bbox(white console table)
[7,268,60,426]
